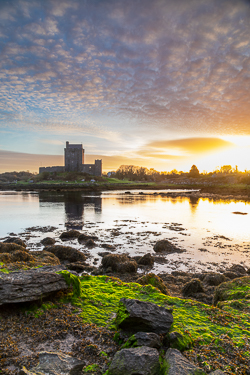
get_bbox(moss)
[121,334,138,349]
[57,270,82,297]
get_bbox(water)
[0,190,250,273]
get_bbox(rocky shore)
[1,236,250,374]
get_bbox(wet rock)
[153,239,184,253]
[85,239,96,248]
[101,243,116,250]
[137,253,154,266]
[0,270,69,305]
[3,237,26,247]
[227,264,246,275]
[203,273,227,286]
[124,332,161,349]
[223,271,239,280]
[78,233,98,243]
[41,237,56,246]
[11,250,35,262]
[31,250,61,266]
[182,279,205,297]
[44,245,86,263]
[60,230,81,240]
[107,346,160,375]
[19,351,85,375]
[136,273,170,295]
[116,298,173,334]
[165,348,203,375]
[0,242,28,253]
[102,254,138,273]
[67,262,87,272]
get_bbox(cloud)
[146,137,234,155]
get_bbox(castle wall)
[39,166,65,174]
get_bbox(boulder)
[136,273,170,295]
[123,332,161,349]
[165,348,204,375]
[60,230,81,240]
[85,239,96,248]
[19,351,85,375]
[107,346,160,375]
[44,245,86,263]
[78,233,98,243]
[182,279,205,297]
[115,298,173,334]
[41,237,56,246]
[0,269,69,305]
[137,253,154,266]
[3,237,26,247]
[153,240,184,253]
[102,254,138,274]
[213,276,250,305]
[0,242,28,253]
[203,273,227,286]
[227,264,246,275]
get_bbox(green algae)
[214,276,250,305]
[59,275,250,351]
[57,270,82,297]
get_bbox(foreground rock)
[44,245,86,263]
[107,346,160,375]
[20,351,85,375]
[0,269,69,305]
[116,298,173,334]
[213,276,250,306]
[165,348,204,375]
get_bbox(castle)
[39,141,102,176]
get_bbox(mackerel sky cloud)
[0,0,250,172]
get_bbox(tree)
[220,165,232,174]
[189,165,199,177]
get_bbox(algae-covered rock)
[182,279,205,297]
[136,273,170,295]
[44,245,86,263]
[19,351,85,375]
[137,253,154,266]
[11,250,35,262]
[203,273,227,286]
[32,250,61,265]
[107,346,160,375]
[102,254,138,273]
[213,276,250,305]
[78,233,98,243]
[115,298,173,334]
[60,230,81,240]
[0,242,28,253]
[0,253,12,263]
[85,238,96,248]
[41,237,56,246]
[165,348,205,375]
[123,332,161,349]
[3,237,26,248]
[227,264,246,275]
[153,239,184,253]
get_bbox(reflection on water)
[0,190,250,272]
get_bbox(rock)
[213,276,250,305]
[101,243,116,250]
[136,273,170,295]
[3,237,26,247]
[19,351,85,375]
[165,348,204,375]
[44,245,86,263]
[102,254,138,274]
[0,242,28,253]
[227,264,246,275]
[85,239,96,248]
[0,270,69,305]
[223,271,239,280]
[208,370,225,375]
[137,253,154,266]
[67,262,86,272]
[0,253,12,262]
[107,346,160,375]
[31,250,61,266]
[115,298,173,334]
[60,230,81,240]
[182,279,205,297]
[153,239,184,253]
[124,332,161,349]
[203,273,227,286]
[78,233,98,243]
[41,237,56,246]
[10,250,35,262]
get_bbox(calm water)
[0,190,250,273]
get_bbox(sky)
[0,0,250,173]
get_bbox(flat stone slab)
[116,298,173,334]
[0,270,68,305]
